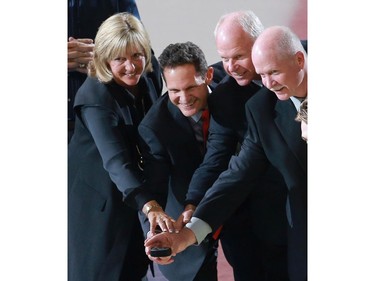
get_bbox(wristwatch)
[143,202,162,215]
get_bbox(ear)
[205,66,214,85]
[295,51,305,69]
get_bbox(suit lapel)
[167,100,202,154]
[275,99,307,173]
[167,100,193,135]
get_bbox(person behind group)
[295,98,308,142]
[68,12,161,281]
[68,0,163,141]
[136,41,219,281]
[145,25,308,281]
[173,10,289,281]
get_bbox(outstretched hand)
[144,228,197,265]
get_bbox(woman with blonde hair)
[68,12,161,281]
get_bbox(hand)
[174,204,196,232]
[145,231,175,265]
[68,37,94,73]
[144,227,197,265]
[148,208,176,234]
[142,200,176,234]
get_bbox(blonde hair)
[88,12,153,83]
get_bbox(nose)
[178,91,189,103]
[124,60,135,72]
[227,59,237,73]
[262,75,273,89]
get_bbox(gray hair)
[214,10,264,40]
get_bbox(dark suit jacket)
[138,93,216,281]
[186,76,288,245]
[194,88,307,281]
[68,76,159,281]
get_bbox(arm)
[192,103,269,231]
[185,113,239,206]
[138,122,177,234]
[144,135,266,264]
[80,105,145,194]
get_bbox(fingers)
[68,47,93,72]
[68,40,94,54]
[144,232,172,249]
[173,215,185,232]
[148,256,174,265]
[144,228,195,256]
[68,37,93,44]
[156,215,176,233]
[182,209,193,224]
[148,210,177,234]
[67,37,94,73]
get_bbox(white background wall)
[136,0,307,66]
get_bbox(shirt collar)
[290,96,305,111]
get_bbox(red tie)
[212,225,223,240]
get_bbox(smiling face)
[252,48,305,101]
[108,48,146,88]
[215,22,259,86]
[165,64,212,117]
[251,26,307,100]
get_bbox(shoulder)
[140,94,169,126]
[210,61,226,86]
[246,87,278,113]
[74,77,113,106]
[209,78,260,113]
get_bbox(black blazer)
[138,93,216,281]
[194,88,307,281]
[68,75,159,281]
[186,76,288,245]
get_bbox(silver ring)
[79,63,86,68]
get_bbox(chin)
[122,76,140,85]
[180,108,196,117]
[235,77,251,87]
[274,91,290,101]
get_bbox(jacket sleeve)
[80,105,144,195]
[185,113,239,206]
[193,102,269,231]
[137,122,170,209]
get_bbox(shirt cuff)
[185,217,212,244]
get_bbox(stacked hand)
[68,37,94,74]
[144,203,197,264]
[147,203,196,234]
[144,227,197,265]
